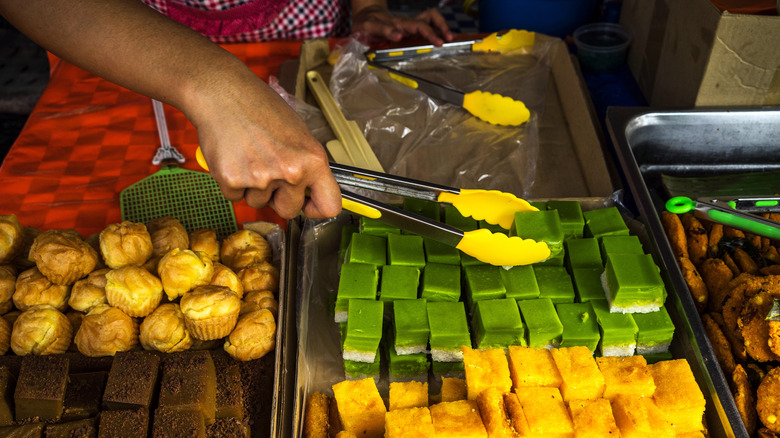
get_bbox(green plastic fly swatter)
[120,100,238,239]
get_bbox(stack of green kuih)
[333,199,676,383]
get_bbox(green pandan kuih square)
[517,298,563,349]
[501,265,540,301]
[420,263,461,302]
[534,266,575,304]
[393,298,430,355]
[379,265,420,302]
[345,233,386,266]
[472,298,526,349]
[546,200,584,240]
[565,238,603,270]
[555,301,600,352]
[386,233,426,268]
[583,206,629,240]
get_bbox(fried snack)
[148,216,190,257]
[702,313,736,375]
[180,285,241,341]
[681,213,708,266]
[722,276,776,362]
[11,305,73,355]
[329,396,343,438]
[99,221,154,269]
[0,265,16,305]
[220,229,272,272]
[210,262,243,299]
[708,223,724,257]
[29,229,98,285]
[757,366,780,433]
[68,268,110,313]
[0,214,24,264]
[759,428,780,438]
[723,253,741,277]
[738,287,780,362]
[237,261,279,293]
[661,211,688,259]
[678,256,708,313]
[769,320,780,358]
[139,303,193,353]
[242,290,278,318]
[0,316,10,355]
[223,308,276,361]
[189,228,220,262]
[158,248,214,301]
[304,392,330,438]
[732,364,757,435]
[724,227,746,239]
[761,263,780,276]
[701,258,734,313]
[13,266,70,311]
[733,247,759,275]
[74,304,139,357]
[0,299,11,316]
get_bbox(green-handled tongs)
[330,161,550,266]
[194,148,551,266]
[665,196,780,240]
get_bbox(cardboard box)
[621,0,780,107]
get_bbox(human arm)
[350,0,454,46]
[0,0,342,220]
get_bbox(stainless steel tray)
[287,195,730,437]
[606,106,780,438]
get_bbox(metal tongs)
[331,162,550,266]
[194,148,550,266]
[363,30,536,127]
[665,196,780,240]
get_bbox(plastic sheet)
[298,35,561,198]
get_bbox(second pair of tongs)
[364,30,535,127]
[332,162,551,266]
[665,196,780,240]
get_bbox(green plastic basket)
[120,165,238,239]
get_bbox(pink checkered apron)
[141,0,351,42]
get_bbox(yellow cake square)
[476,388,523,438]
[648,359,705,433]
[507,346,562,389]
[441,377,467,402]
[550,346,606,401]
[429,400,488,438]
[611,394,673,438]
[332,378,387,438]
[595,355,655,400]
[463,346,512,400]
[389,381,429,411]
[567,398,621,438]
[503,392,530,436]
[385,407,436,438]
[514,386,574,437]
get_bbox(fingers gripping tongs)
[332,162,551,266]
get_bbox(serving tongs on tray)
[330,162,550,266]
[364,30,535,127]
[665,196,780,240]
[195,147,550,266]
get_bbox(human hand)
[187,68,342,220]
[351,3,454,46]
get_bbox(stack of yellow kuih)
[661,210,780,436]
[304,345,706,438]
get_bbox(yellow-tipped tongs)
[331,162,550,266]
[364,30,536,127]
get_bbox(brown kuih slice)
[702,313,736,375]
[701,258,735,313]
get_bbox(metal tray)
[606,106,780,438]
[287,195,730,437]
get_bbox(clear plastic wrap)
[299,35,561,198]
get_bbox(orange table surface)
[0,42,305,237]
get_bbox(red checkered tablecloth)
[0,42,305,236]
